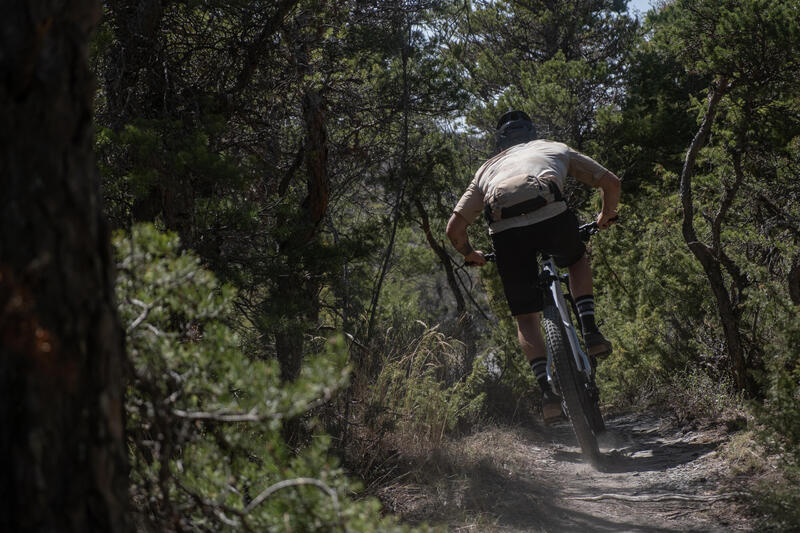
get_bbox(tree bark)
[678,78,750,394]
[0,2,130,531]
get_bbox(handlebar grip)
[579,215,620,241]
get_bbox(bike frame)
[541,256,593,388]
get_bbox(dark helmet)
[495,110,537,151]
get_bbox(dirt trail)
[380,413,756,532]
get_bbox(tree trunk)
[105,0,199,244]
[104,0,166,125]
[678,78,750,394]
[413,198,466,315]
[274,88,329,383]
[0,2,130,531]
[413,197,478,374]
[790,254,800,306]
[366,21,412,345]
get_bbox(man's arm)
[596,171,621,229]
[446,212,486,266]
[567,149,621,229]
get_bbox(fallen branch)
[172,407,271,423]
[171,390,335,423]
[244,477,340,516]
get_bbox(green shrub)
[115,224,420,532]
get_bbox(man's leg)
[567,253,592,298]
[567,253,612,357]
[515,312,546,361]
[516,312,562,422]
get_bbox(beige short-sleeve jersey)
[453,140,609,233]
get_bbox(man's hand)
[595,171,621,230]
[596,212,618,230]
[447,212,487,266]
[464,250,487,267]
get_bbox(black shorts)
[490,210,586,316]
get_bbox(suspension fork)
[561,274,600,383]
[564,283,581,325]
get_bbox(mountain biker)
[445,110,621,422]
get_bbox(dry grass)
[720,430,769,475]
[364,425,556,531]
[624,368,749,429]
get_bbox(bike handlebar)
[579,222,599,242]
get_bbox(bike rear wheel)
[543,304,602,466]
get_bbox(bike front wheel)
[585,368,605,434]
[543,304,602,467]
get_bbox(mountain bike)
[485,221,606,467]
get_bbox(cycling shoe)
[542,389,564,424]
[584,331,613,358]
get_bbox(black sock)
[530,358,549,392]
[575,294,597,335]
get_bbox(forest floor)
[373,412,766,532]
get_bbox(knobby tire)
[567,298,605,434]
[543,304,602,467]
[586,380,605,434]
[566,295,605,434]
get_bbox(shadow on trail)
[551,448,585,464]
[536,413,722,473]
[457,456,684,533]
[601,438,720,474]
[598,414,723,474]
